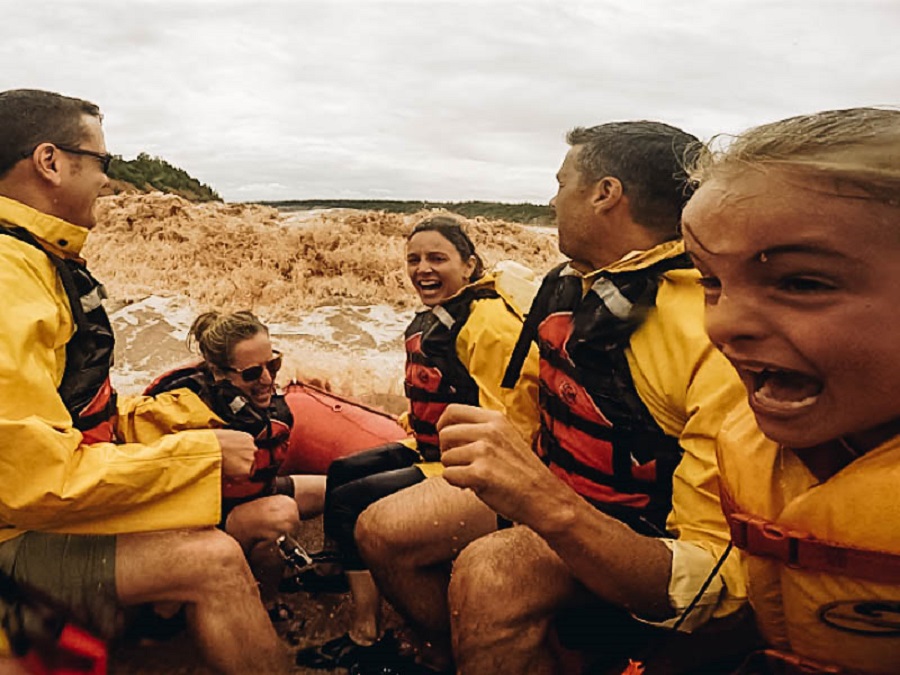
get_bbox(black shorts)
[0,532,119,639]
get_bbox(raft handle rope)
[287,379,397,419]
[287,378,401,440]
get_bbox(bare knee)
[225,495,300,549]
[355,492,431,565]
[356,479,491,569]
[450,529,571,629]
[117,528,261,608]
[260,494,302,536]
[187,529,256,592]
[448,530,577,673]
[354,498,395,567]
[449,534,529,623]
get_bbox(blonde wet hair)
[188,310,268,372]
[690,107,900,205]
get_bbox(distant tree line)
[263,199,554,226]
[108,153,221,202]
[105,159,552,224]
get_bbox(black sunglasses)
[55,145,114,174]
[224,351,283,383]
[21,144,114,174]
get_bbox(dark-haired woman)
[143,310,325,619]
[296,216,540,671]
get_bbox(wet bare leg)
[225,494,301,603]
[290,474,326,519]
[116,529,289,674]
[356,477,496,669]
[448,526,580,675]
[346,570,381,644]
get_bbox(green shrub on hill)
[265,199,554,226]
[108,153,221,202]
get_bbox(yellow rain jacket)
[402,273,541,478]
[0,196,224,543]
[579,240,749,627]
[719,403,900,673]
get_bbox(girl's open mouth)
[750,367,823,413]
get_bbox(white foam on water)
[107,294,412,403]
[266,304,412,350]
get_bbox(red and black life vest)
[503,255,691,536]
[404,286,503,462]
[1,225,116,444]
[144,364,292,502]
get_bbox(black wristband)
[274,476,294,497]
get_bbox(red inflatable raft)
[279,380,407,475]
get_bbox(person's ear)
[208,364,228,382]
[31,143,64,187]
[463,255,477,281]
[590,176,623,214]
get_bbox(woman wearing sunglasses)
[143,310,325,621]
[296,216,541,673]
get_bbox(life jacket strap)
[722,487,900,584]
[540,384,615,440]
[502,263,567,389]
[541,430,659,497]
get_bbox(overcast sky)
[4,1,897,203]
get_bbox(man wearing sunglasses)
[0,89,290,674]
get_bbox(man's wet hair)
[567,121,702,237]
[0,89,102,178]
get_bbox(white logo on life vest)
[559,381,578,406]
[818,600,900,636]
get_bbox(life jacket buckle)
[729,513,808,567]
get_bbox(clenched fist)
[438,404,564,526]
[213,429,257,478]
